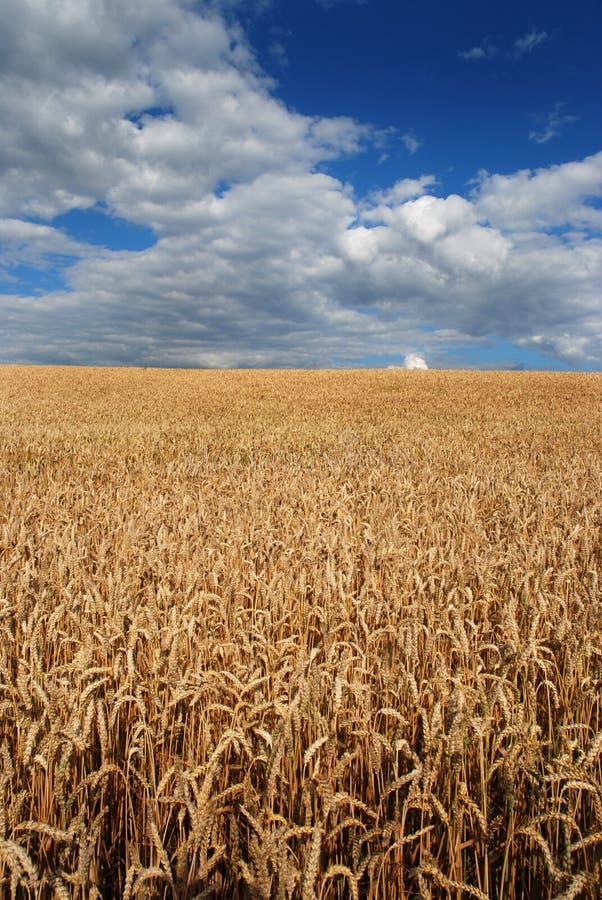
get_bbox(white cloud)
[529,102,578,145]
[0,219,75,244]
[516,332,591,361]
[514,28,548,58]
[474,152,602,231]
[366,175,437,209]
[0,1,600,370]
[395,195,477,244]
[269,41,288,68]
[402,130,423,155]
[458,46,487,61]
[458,37,497,61]
[459,30,548,63]
[403,353,428,369]
[0,0,368,230]
[0,218,97,282]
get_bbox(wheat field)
[0,366,600,899]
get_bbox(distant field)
[0,367,601,899]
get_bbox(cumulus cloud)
[0,218,98,287]
[403,353,428,369]
[0,219,87,257]
[366,175,437,207]
[0,0,600,369]
[474,152,602,231]
[0,0,368,230]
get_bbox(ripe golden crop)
[0,367,600,898]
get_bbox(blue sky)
[0,0,601,369]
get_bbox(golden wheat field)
[0,366,601,900]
